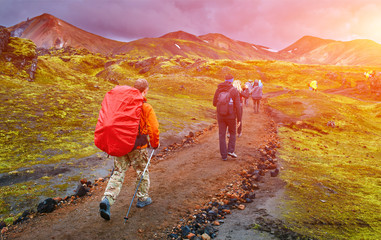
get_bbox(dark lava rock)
[37,198,56,213]
[195,213,206,224]
[207,210,217,221]
[253,173,262,182]
[270,168,280,177]
[181,225,191,238]
[75,184,90,197]
[13,215,30,225]
[257,163,267,170]
[248,192,256,199]
[204,225,218,238]
[0,221,6,229]
[22,210,30,217]
[168,233,178,239]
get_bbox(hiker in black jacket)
[213,74,242,161]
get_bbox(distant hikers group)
[93,75,263,220]
[213,74,263,161]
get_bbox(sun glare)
[353,5,381,44]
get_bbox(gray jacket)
[251,86,263,99]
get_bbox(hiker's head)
[134,78,149,95]
[254,79,259,86]
[225,74,234,84]
[233,80,242,92]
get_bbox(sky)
[1,0,381,50]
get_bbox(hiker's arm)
[144,104,160,148]
[241,89,250,99]
[234,91,242,123]
[213,89,219,107]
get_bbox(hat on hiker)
[225,74,234,83]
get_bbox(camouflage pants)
[103,148,150,206]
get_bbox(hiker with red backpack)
[213,74,242,161]
[95,79,160,220]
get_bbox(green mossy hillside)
[0,37,37,79]
[6,37,36,59]
[1,38,381,238]
[268,90,381,239]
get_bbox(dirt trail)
[5,102,282,240]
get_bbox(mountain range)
[6,13,381,66]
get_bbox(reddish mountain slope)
[112,31,275,60]
[160,30,205,43]
[6,13,381,66]
[279,36,381,66]
[112,36,245,60]
[308,39,381,66]
[279,36,335,56]
[7,13,125,55]
[199,33,278,60]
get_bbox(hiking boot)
[228,152,238,158]
[136,197,152,208]
[237,133,242,138]
[222,157,227,161]
[99,197,111,220]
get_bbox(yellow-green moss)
[273,90,381,239]
[6,37,36,58]
[2,46,381,237]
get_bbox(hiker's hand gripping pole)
[124,148,155,223]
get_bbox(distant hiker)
[309,80,317,92]
[213,74,242,161]
[365,70,375,81]
[232,80,249,137]
[97,79,160,220]
[250,79,263,114]
[244,80,254,106]
[370,72,381,93]
[258,79,263,88]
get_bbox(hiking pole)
[124,149,155,223]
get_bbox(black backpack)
[217,88,232,115]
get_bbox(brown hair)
[134,78,149,93]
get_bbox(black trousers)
[217,115,236,159]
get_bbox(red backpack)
[94,85,144,156]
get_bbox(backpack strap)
[226,87,233,100]
[133,102,149,150]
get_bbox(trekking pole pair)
[124,148,155,223]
